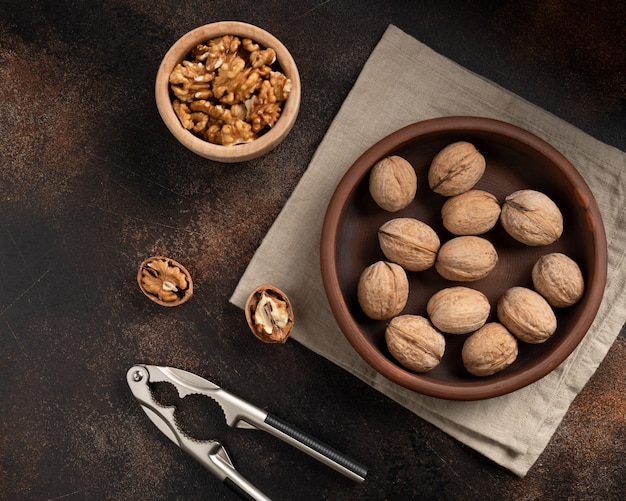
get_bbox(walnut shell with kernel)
[426,286,490,334]
[385,315,446,373]
[245,284,294,343]
[462,322,518,376]
[369,156,417,212]
[357,261,409,320]
[497,286,557,343]
[428,141,486,196]
[435,236,498,282]
[500,189,563,246]
[532,253,585,307]
[441,189,501,235]
[137,256,193,307]
[378,218,440,271]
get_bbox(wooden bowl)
[320,117,608,400]
[155,21,301,163]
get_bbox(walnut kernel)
[138,256,193,307]
[169,35,292,146]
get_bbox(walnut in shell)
[532,253,585,307]
[497,286,557,343]
[357,261,409,320]
[137,256,193,307]
[500,189,563,246]
[435,236,498,282]
[426,286,490,334]
[462,322,518,376]
[378,218,440,271]
[385,315,446,373]
[428,141,486,196]
[441,189,501,235]
[369,156,417,212]
[245,284,294,343]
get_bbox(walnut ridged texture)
[378,218,440,271]
[500,189,563,246]
[435,235,498,282]
[357,261,409,320]
[428,141,486,196]
[497,286,557,343]
[426,286,491,334]
[385,315,446,372]
[368,155,417,212]
[462,322,519,376]
[441,189,501,235]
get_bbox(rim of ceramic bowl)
[320,116,608,400]
[155,21,301,163]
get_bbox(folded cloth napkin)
[230,25,626,476]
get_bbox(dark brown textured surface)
[0,1,624,500]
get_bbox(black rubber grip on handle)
[223,477,257,501]
[265,413,368,481]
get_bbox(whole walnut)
[435,236,498,282]
[441,189,501,235]
[385,315,446,373]
[369,156,417,212]
[500,189,563,246]
[426,286,490,334]
[378,218,440,271]
[497,286,557,343]
[357,261,409,320]
[428,141,486,196]
[462,322,518,376]
[532,253,585,307]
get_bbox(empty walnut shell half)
[245,284,294,343]
[137,256,193,307]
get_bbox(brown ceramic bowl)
[320,116,607,400]
[155,21,301,163]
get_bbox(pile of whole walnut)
[358,141,585,377]
[169,35,292,146]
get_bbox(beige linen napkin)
[230,25,626,476]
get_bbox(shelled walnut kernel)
[169,35,292,146]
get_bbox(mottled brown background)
[1,1,624,500]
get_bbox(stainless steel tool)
[126,364,367,500]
